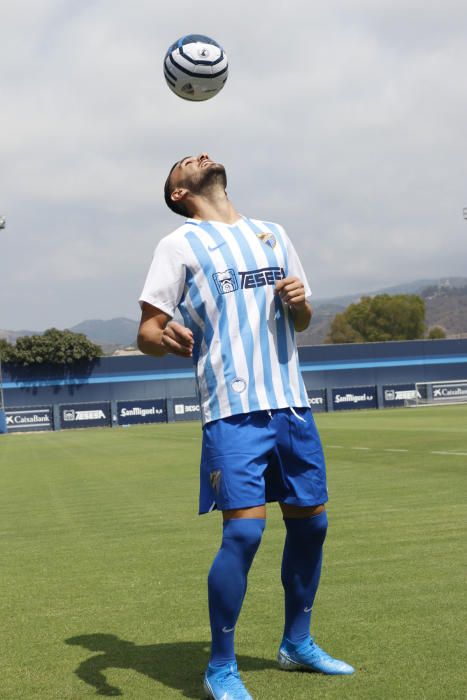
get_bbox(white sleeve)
[282,227,312,298]
[138,236,186,317]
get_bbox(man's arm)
[275,276,313,332]
[137,302,194,358]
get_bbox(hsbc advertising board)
[383,384,420,407]
[332,386,378,411]
[307,389,327,413]
[171,397,202,422]
[60,402,111,429]
[5,406,54,432]
[117,399,167,426]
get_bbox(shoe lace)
[305,638,333,662]
[218,665,248,699]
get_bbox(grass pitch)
[0,406,466,699]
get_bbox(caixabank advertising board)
[5,406,54,433]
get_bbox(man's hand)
[275,276,306,310]
[161,321,194,358]
[137,303,194,358]
[275,276,312,332]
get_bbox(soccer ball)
[163,34,228,101]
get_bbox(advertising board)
[117,399,167,426]
[5,406,54,432]
[431,381,467,403]
[332,386,377,411]
[171,397,202,422]
[307,389,327,413]
[60,402,111,429]
[382,384,419,407]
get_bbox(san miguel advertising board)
[5,406,54,432]
[117,399,167,426]
[332,386,378,411]
[60,402,111,429]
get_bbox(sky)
[1,0,466,330]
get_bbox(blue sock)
[281,511,328,643]
[208,518,265,666]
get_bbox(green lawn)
[0,406,465,699]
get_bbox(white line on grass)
[431,451,467,457]
[325,446,465,458]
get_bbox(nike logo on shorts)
[304,606,313,613]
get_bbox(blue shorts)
[199,407,328,514]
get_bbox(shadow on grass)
[65,633,276,697]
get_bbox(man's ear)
[171,187,188,204]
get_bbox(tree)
[0,338,14,362]
[7,329,102,366]
[323,313,363,344]
[427,325,446,339]
[326,294,425,344]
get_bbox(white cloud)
[0,0,466,329]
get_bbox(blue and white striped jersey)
[139,216,311,425]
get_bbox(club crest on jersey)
[257,232,276,248]
[212,269,239,294]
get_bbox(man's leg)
[208,506,266,666]
[278,502,354,675]
[204,506,265,700]
[280,503,327,642]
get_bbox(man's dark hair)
[164,158,190,217]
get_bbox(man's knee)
[222,517,266,555]
[280,503,326,519]
[283,508,328,546]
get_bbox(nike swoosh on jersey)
[208,242,226,251]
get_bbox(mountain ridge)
[1,277,466,349]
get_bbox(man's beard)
[186,163,227,196]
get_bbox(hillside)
[2,277,467,351]
[423,285,467,336]
[298,278,467,345]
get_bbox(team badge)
[210,470,222,494]
[256,232,276,248]
[212,269,238,294]
[231,377,247,393]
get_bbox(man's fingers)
[275,277,300,294]
[162,334,193,357]
[275,277,305,307]
[165,323,194,348]
[275,276,303,295]
[161,322,194,357]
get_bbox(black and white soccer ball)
[163,34,228,101]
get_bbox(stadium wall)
[2,339,467,426]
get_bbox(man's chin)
[200,164,227,189]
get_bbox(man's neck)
[190,191,241,225]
